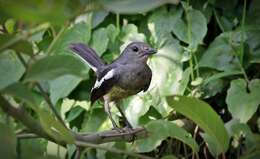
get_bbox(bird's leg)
[115,104,133,129]
[115,104,136,142]
[104,97,121,132]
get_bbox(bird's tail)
[69,43,104,71]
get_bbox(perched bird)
[70,42,156,130]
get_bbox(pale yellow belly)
[105,86,138,101]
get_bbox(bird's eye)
[132,46,139,52]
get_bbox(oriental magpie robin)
[70,42,156,130]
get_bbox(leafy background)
[0,0,260,159]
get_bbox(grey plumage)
[70,41,156,129]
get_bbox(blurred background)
[0,0,260,159]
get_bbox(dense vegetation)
[0,0,259,159]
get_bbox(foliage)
[0,0,259,159]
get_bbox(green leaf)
[135,120,199,152]
[172,7,207,49]
[226,79,260,123]
[66,106,84,122]
[0,123,16,159]
[2,82,41,111]
[50,22,91,55]
[124,95,151,127]
[149,37,184,96]
[166,95,229,155]
[2,83,74,144]
[25,55,88,82]
[0,35,33,55]
[0,0,69,25]
[148,7,182,44]
[120,24,146,46]
[199,31,242,71]
[81,107,111,133]
[90,27,109,56]
[20,139,47,159]
[99,0,179,14]
[49,75,82,105]
[0,50,25,90]
[161,155,178,159]
[4,19,15,34]
[38,108,74,144]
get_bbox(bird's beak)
[145,48,157,55]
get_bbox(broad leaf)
[90,27,109,56]
[120,24,146,47]
[49,75,82,105]
[166,96,229,155]
[199,31,242,71]
[81,107,111,133]
[25,55,88,82]
[148,7,182,44]
[226,79,260,123]
[0,50,25,90]
[2,82,41,111]
[50,22,91,55]
[2,83,74,144]
[135,120,199,152]
[99,0,179,14]
[172,6,207,49]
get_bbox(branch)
[75,127,147,144]
[0,95,152,158]
[15,52,67,128]
[0,95,65,144]
[75,141,155,159]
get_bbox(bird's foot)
[112,127,124,133]
[123,126,136,143]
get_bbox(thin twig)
[76,141,155,159]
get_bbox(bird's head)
[121,42,157,63]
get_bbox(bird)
[69,42,156,130]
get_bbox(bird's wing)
[142,73,152,92]
[90,68,118,104]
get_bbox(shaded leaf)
[166,95,229,154]
[226,79,260,123]
[49,75,82,105]
[173,6,207,49]
[0,50,25,90]
[25,55,88,82]
[50,22,91,55]
[20,139,47,159]
[135,120,199,152]
[199,31,242,71]
[99,0,179,14]
[81,107,110,133]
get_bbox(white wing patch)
[74,54,97,72]
[93,69,115,89]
